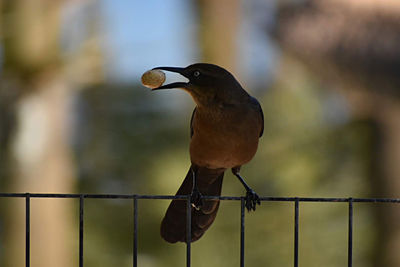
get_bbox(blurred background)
[1,0,400,266]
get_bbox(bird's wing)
[190,107,197,138]
[250,96,264,137]
[259,105,264,137]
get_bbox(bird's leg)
[232,167,260,211]
[190,166,203,210]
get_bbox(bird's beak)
[151,67,189,90]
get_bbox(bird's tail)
[160,166,224,243]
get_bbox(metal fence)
[1,193,400,267]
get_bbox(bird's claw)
[191,187,203,210]
[245,190,261,212]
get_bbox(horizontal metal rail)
[1,192,399,267]
[1,193,400,203]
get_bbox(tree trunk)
[6,72,76,267]
[197,0,241,74]
[1,1,76,266]
[372,98,400,267]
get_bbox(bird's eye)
[193,71,200,77]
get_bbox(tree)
[0,1,102,266]
[274,1,400,265]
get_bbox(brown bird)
[151,63,264,243]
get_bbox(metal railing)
[1,193,400,267]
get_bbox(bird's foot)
[191,187,203,210]
[245,189,261,212]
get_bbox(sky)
[60,0,278,87]
[99,0,199,82]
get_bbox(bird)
[151,63,264,243]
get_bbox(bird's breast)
[189,104,261,169]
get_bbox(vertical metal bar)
[294,198,299,267]
[240,197,245,267]
[186,196,192,267]
[25,193,30,267]
[133,197,138,267]
[79,195,84,267]
[348,198,353,267]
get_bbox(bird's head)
[152,63,248,106]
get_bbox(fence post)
[25,193,30,267]
[79,195,84,267]
[294,198,299,267]
[240,197,245,267]
[186,196,192,267]
[348,198,353,267]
